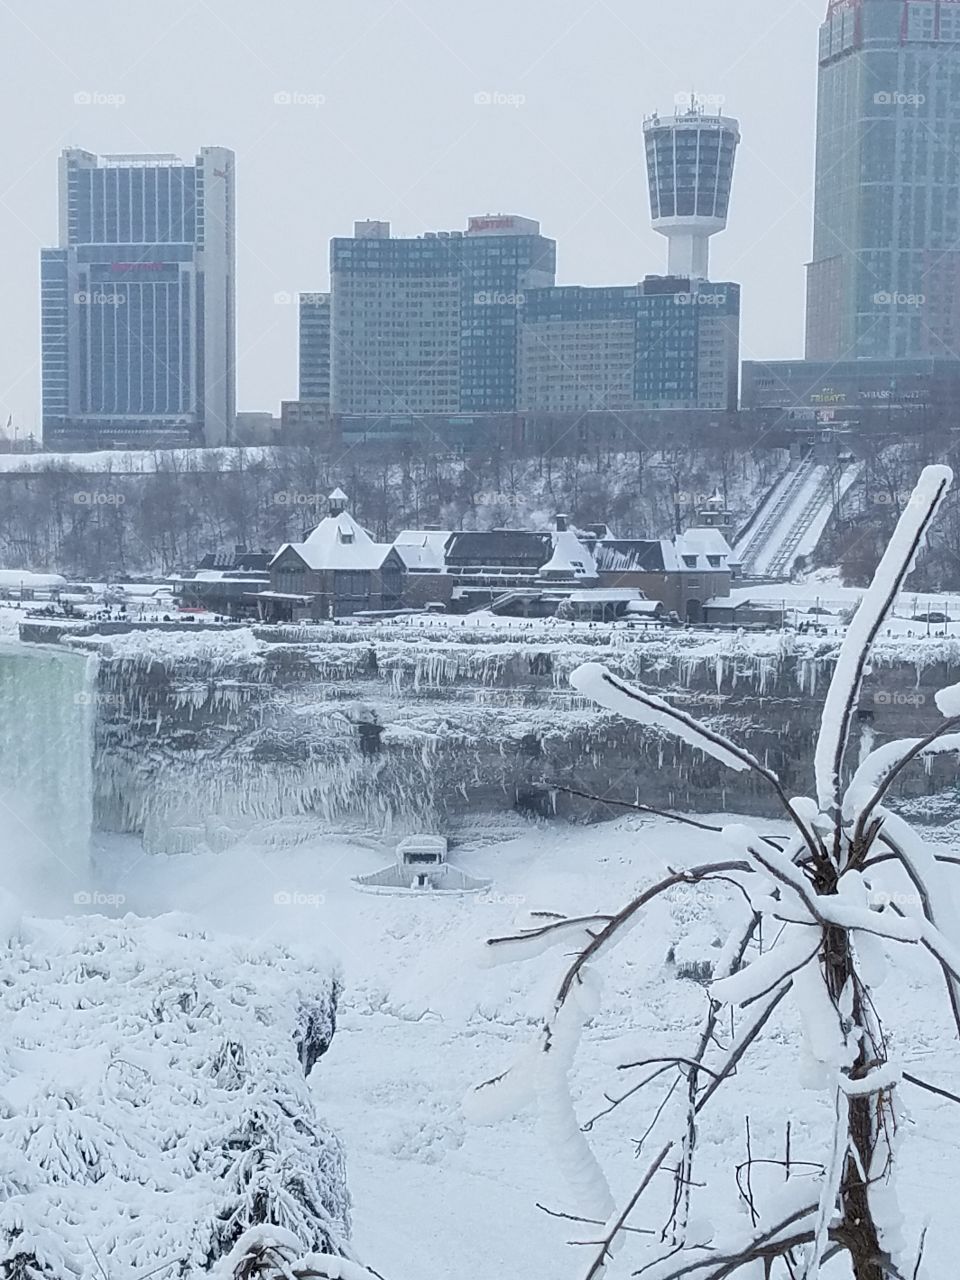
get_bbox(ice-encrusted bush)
[0,913,354,1278]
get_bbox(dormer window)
[682,555,698,568]
[339,531,355,544]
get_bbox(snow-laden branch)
[482,914,615,967]
[570,664,823,860]
[814,464,953,845]
[844,726,960,837]
[570,664,756,774]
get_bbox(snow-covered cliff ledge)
[46,624,960,838]
[0,912,351,1278]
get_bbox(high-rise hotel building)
[329,216,556,417]
[41,147,236,449]
[807,0,960,360]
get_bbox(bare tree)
[470,465,960,1279]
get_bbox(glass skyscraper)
[41,147,236,449]
[807,0,960,360]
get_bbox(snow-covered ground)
[0,445,276,475]
[56,813,958,1280]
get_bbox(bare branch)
[618,1057,725,1083]
[548,785,725,833]
[582,1142,674,1280]
[548,784,791,850]
[902,1071,960,1107]
[535,1203,654,1237]
[695,984,792,1113]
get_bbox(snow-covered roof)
[567,587,648,603]
[0,570,67,589]
[541,529,598,580]
[596,540,674,574]
[392,530,451,572]
[271,510,393,572]
[676,527,734,565]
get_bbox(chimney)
[555,513,569,533]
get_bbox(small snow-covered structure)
[353,834,491,895]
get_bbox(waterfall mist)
[0,643,97,909]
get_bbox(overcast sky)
[0,0,825,437]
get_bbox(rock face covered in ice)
[0,912,348,1277]
[58,623,960,847]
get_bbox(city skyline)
[0,0,820,439]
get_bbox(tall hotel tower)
[807,0,960,360]
[41,147,236,449]
[643,103,740,279]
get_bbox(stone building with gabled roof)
[594,528,734,622]
[260,490,404,621]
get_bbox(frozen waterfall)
[0,642,97,894]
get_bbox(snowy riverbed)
[46,814,957,1279]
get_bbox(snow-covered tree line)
[0,442,780,577]
[470,465,960,1279]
